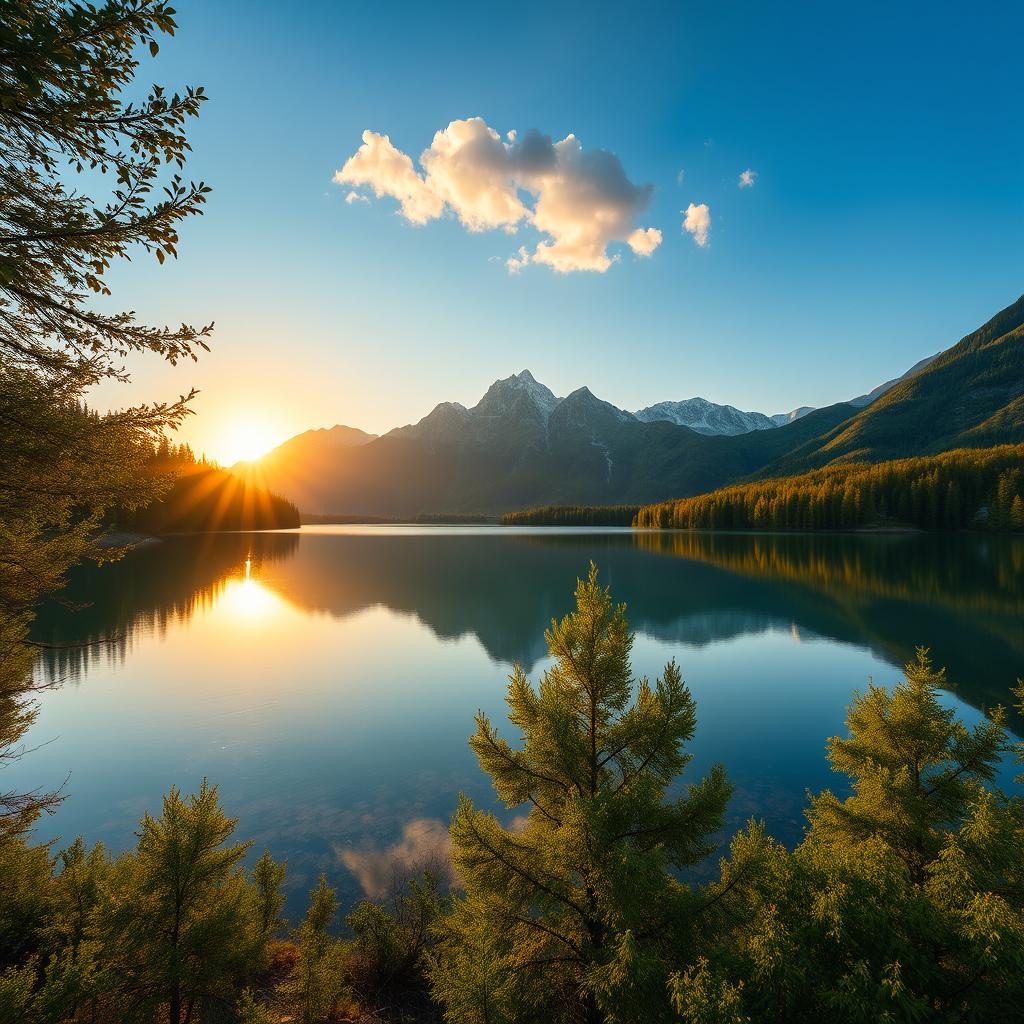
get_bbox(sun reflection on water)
[218,556,284,623]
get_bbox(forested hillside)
[763,295,1024,475]
[113,438,300,533]
[635,445,1024,531]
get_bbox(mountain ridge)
[249,295,1023,517]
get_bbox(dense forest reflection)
[35,528,1024,725]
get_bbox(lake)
[15,526,1024,916]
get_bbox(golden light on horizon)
[217,417,280,466]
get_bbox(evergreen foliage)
[0,0,212,835]
[427,565,731,1023]
[696,651,1024,1022]
[111,438,301,532]
[0,781,286,1024]
[635,445,1024,531]
[502,505,642,527]
[278,875,349,1024]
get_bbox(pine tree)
[96,780,263,1024]
[1,0,211,838]
[280,875,349,1024]
[806,649,1009,884]
[428,565,731,1023]
[798,651,1024,1017]
[1010,494,1024,531]
[252,849,288,945]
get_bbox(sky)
[90,0,1024,463]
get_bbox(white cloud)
[683,202,711,247]
[507,245,531,273]
[334,130,443,224]
[335,117,661,273]
[676,168,685,186]
[344,191,368,204]
[739,168,758,188]
[627,226,662,257]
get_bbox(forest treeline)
[110,434,301,533]
[502,504,641,526]
[635,444,1024,531]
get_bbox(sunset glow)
[217,419,280,466]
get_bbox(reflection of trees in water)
[33,533,299,682]
[35,528,1024,726]
[633,531,1024,617]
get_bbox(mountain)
[848,351,942,407]
[761,295,1024,476]
[248,296,1023,517]
[769,406,815,426]
[634,398,775,435]
[637,351,941,436]
[237,424,376,513]
[252,370,856,516]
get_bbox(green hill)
[762,295,1024,476]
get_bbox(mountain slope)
[239,424,377,512]
[762,295,1024,476]
[252,371,857,515]
[848,351,942,407]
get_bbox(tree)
[252,849,288,947]
[280,875,349,1024]
[96,780,263,1024]
[702,653,1024,1022]
[345,871,445,1011]
[428,564,731,1024]
[0,0,211,835]
[805,649,1010,886]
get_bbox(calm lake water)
[15,526,1024,916]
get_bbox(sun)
[219,419,279,465]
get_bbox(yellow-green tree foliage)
[635,445,1024,532]
[428,565,731,1023]
[696,651,1024,1022]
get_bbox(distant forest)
[502,504,641,527]
[635,445,1024,531]
[112,436,300,533]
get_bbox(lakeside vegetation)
[111,438,300,533]
[4,567,1023,1022]
[502,504,641,526]
[635,445,1024,531]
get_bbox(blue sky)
[94,0,1024,460]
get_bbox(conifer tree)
[428,565,731,1024]
[280,875,348,1024]
[805,649,1010,885]
[696,654,1024,1022]
[252,849,288,945]
[96,780,263,1024]
[1,0,211,837]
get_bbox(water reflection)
[21,526,1023,913]
[35,527,1024,723]
[336,818,455,899]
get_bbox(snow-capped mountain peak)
[634,397,775,435]
[474,369,562,422]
